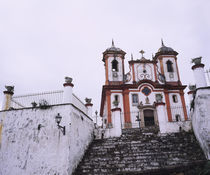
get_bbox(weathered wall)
[0,104,94,175]
[192,88,210,160]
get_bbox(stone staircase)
[73,127,206,175]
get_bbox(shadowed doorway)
[143,109,155,126]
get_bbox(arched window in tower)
[172,95,178,103]
[175,114,181,122]
[114,95,119,102]
[112,59,119,72]
[166,60,174,72]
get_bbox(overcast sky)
[0,0,210,112]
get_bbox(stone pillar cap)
[85,103,93,107]
[192,63,205,70]
[63,77,74,87]
[85,98,93,107]
[4,86,14,95]
[63,82,74,87]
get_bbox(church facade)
[100,41,191,137]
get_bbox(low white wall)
[157,105,191,133]
[0,104,94,175]
[162,121,191,133]
[192,88,210,160]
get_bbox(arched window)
[175,114,181,122]
[112,59,118,72]
[172,95,178,103]
[166,60,174,72]
[114,95,119,102]
[132,94,139,105]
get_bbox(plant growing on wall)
[39,99,50,109]
[155,94,163,103]
[113,100,119,107]
[31,101,37,108]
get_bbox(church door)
[144,109,155,126]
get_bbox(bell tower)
[103,40,126,85]
[154,40,181,84]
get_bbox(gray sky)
[0,0,210,112]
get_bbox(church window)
[112,59,118,72]
[175,114,181,122]
[114,95,119,102]
[166,60,174,72]
[142,87,151,96]
[172,95,178,103]
[132,94,139,105]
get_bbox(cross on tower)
[139,50,145,58]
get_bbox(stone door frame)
[138,103,159,128]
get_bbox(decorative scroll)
[137,64,153,81]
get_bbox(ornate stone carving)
[85,98,92,104]
[65,77,73,83]
[5,86,14,92]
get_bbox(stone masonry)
[73,127,207,175]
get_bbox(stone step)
[73,129,206,175]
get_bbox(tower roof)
[154,39,178,58]
[103,40,126,59]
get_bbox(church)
[100,40,191,137]
[0,40,209,175]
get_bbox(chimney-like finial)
[112,39,115,47]
[161,38,165,47]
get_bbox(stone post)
[191,57,207,88]
[63,77,74,104]
[111,108,122,137]
[85,98,93,118]
[155,102,167,133]
[2,86,14,110]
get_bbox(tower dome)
[155,40,178,58]
[103,40,126,61]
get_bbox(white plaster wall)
[134,63,155,82]
[162,57,178,82]
[156,104,168,133]
[192,88,210,160]
[187,92,193,107]
[160,121,191,133]
[110,92,124,124]
[157,104,191,134]
[72,94,87,115]
[104,110,122,138]
[169,93,185,121]
[0,104,94,175]
[102,99,107,129]
[108,57,123,82]
[193,67,207,88]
